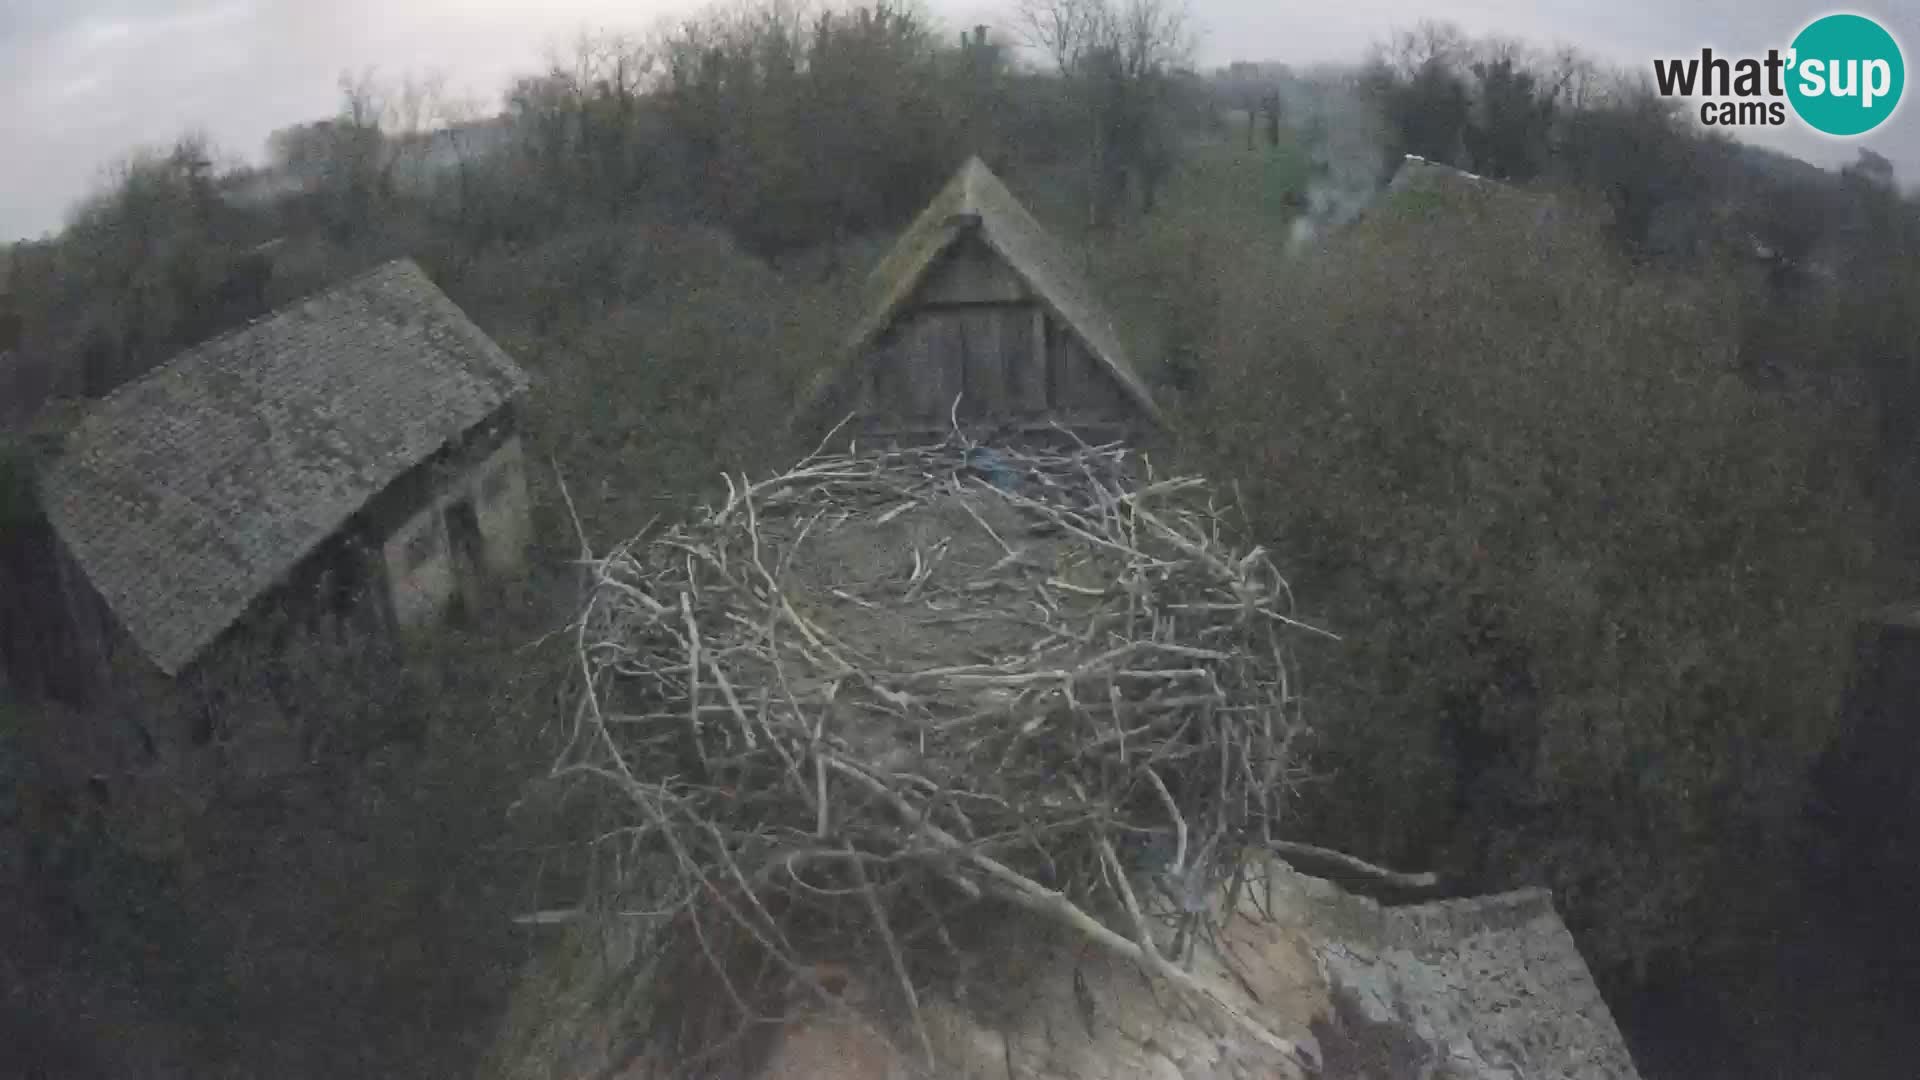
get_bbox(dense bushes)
[1174,182,1887,979]
[450,219,858,546]
[0,583,577,1079]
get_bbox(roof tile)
[41,259,528,675]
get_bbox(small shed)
[1377,153,1565,225]
[1386,153,1497,195]
[805,156,1162,439]
[33,259,532,691]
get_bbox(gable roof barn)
[40,259,529,676]
[810,156,1163,431]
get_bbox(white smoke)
[1281,66,1393,256]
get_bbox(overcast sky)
[2,0,1915,241]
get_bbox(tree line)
[0,0,1201,424]
[1344,22,1920,543]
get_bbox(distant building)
[803,156,1163,440]
[1385,152,1497,195]
[1372,152,1570,237]
[24,259,531,699]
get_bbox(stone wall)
[382,430,531,629]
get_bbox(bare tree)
[1016,0,1111,75]
[1017,0,1192,79]
[1376,20,1468,82]
[1015,0,1196,227]
[389,70,449,139]
[337,68,391,140]
[430,89,488,228]
[1473,35,1526,70]
[1113,0,1193,78]
[553,29,655,103]
[331,68,393,224]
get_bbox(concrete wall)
[473,435,532,573]
[380,433,531,629]
[383,502,458,629]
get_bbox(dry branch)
[1271,840,1443,894]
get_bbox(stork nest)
[555,431,1328,1073]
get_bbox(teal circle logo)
[1787,14,1905,136]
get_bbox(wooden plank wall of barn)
[857,234,1131,431]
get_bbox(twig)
[550,455,594,563]
[1271,841,1441,893]
[828,757,1308,1065]
[682,591,710,773]
[1143,768,1187,878]
[850,841,937,1073]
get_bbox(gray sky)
[2,0,1916,241]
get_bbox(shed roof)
[1372,153,1567,240]
[1386,153,1496,195]
[40,259,528,675]
[819,156,1162,427]
[490,855,1639,1079]
[1278,869,1640,1078]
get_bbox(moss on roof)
[814,157,1163,428]
[40,260,528,675]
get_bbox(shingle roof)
[41,259,528,675]
[1284,872,1641,1078]
[821,156,1163,426]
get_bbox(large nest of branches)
[556,432,1327,1074]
